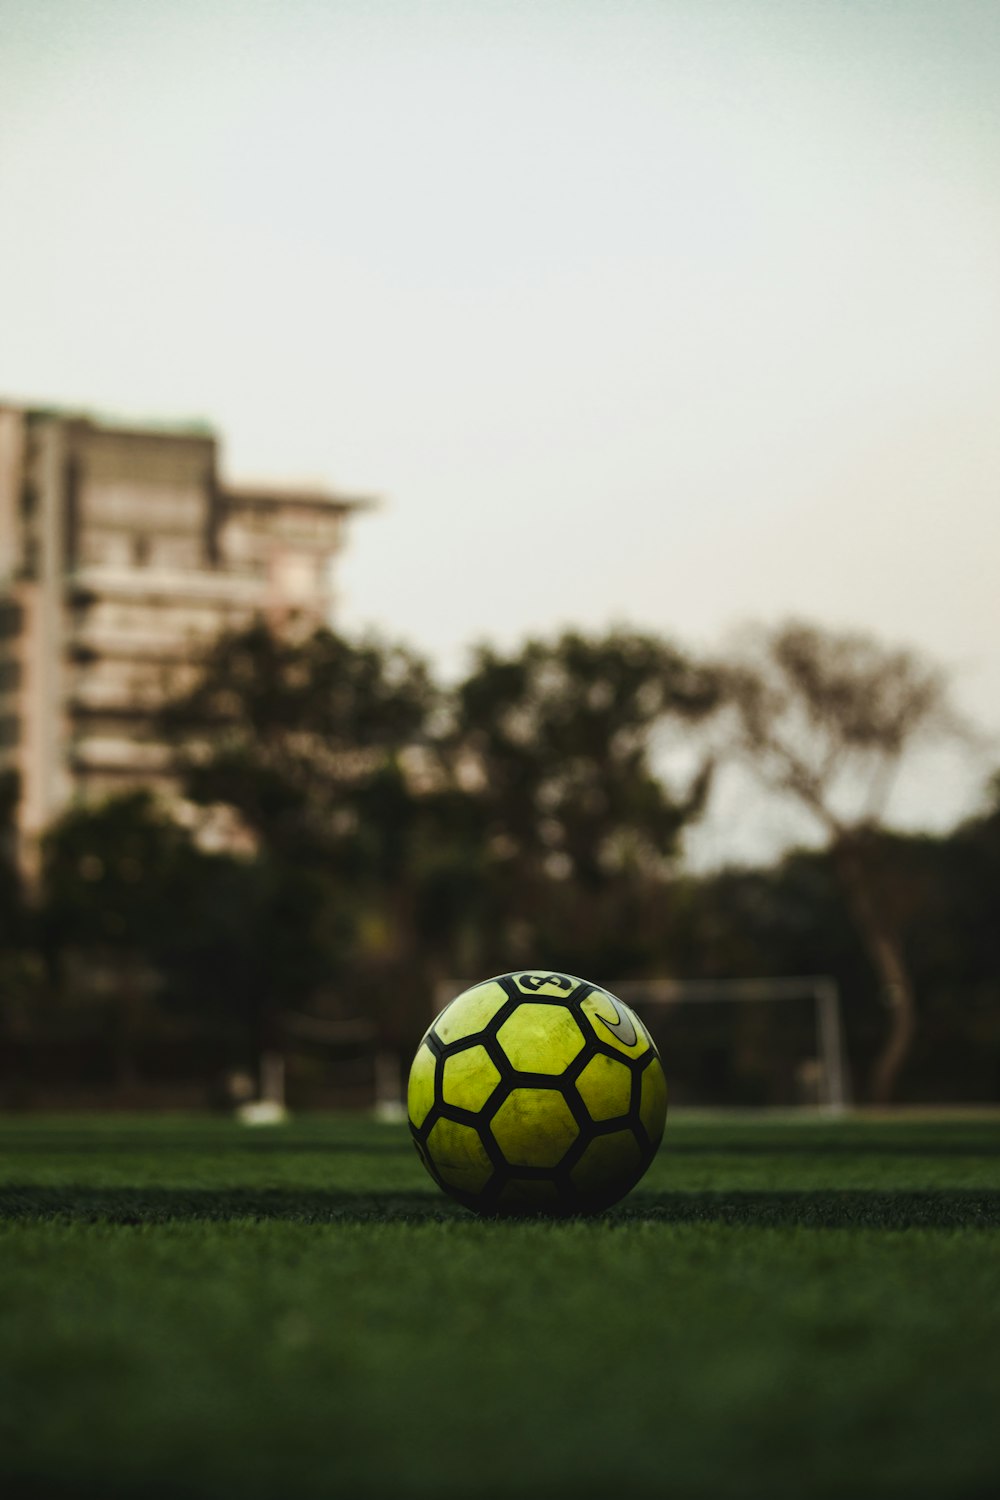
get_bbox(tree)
[40,788,342,1102]
[719,619,960,1102]
[152,843,343,1091]
[40,791,194,1092]
[163,620,436,862]
[162,621,451,1092]
[450,629,720,975]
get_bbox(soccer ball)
[407,970,667,1216]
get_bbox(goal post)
[432,974,851,1113]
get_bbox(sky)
[2,0,999,863]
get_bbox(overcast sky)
[3,0,998,862]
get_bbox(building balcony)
[67,565,271,607]
[69,736,174,773]
[67,627,223,663]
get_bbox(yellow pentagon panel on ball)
[575,1051,633,1123]
[425,1117,493,1195]
[491,1087,579,1168]
[496,1003,585,1075]
[640,1055,668,1147]
[442,1045,501,1113]
[570,1129,643,1200]
[406,1041,437,1130]
[579,988,650,1060]
[434,981,509,1045]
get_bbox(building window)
[0,602,22,638]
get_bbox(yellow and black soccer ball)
[407,970,667,1216]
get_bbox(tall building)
[0,402,373,861]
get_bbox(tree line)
[1,617,996,1108]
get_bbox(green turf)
[2,1115,999,1499]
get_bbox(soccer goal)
[432,974,851,1113]
[607,976,851,1113]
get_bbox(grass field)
[2,1113,999,1499]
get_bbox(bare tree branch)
[718,618,964,1102]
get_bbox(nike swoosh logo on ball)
[594,995,638,1048]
